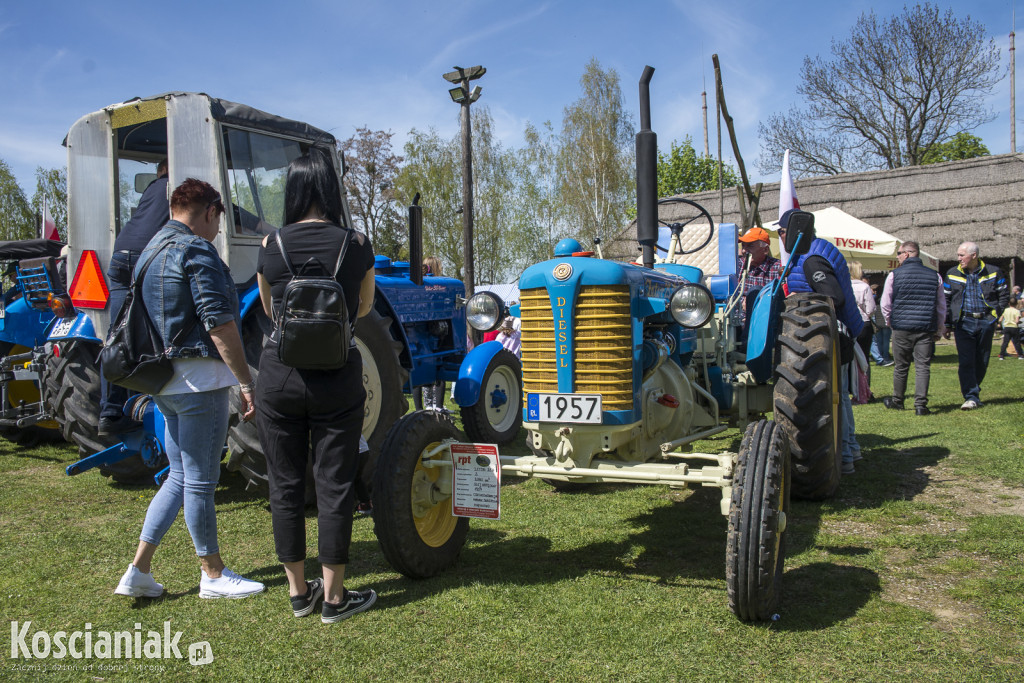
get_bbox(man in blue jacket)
[944,242,1009,410]
[779,209,863,474]
[99,159,169,435]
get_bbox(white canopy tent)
[769,206,939,271]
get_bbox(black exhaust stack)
[635,65,658,270]
[409,193,423,285]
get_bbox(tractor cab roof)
[63,92,336,153]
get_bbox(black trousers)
[255,344,366,565]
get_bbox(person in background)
[870,283,893,366]
[495,315,521,358]
[880,241,946,416]
[420,256,447,410]
[944,241,1009,410]
[255,147,377,623]
[848,261,876,388]
[778,209,863,475]
[998,297,1023,360]
[100,159,170,436]
[114,178,263,600]
[735,227,783,335]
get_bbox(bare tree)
[340,127,404,258]
[759,3,1002,177]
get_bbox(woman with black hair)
[255,146,377,623]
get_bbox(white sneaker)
[960,399,980,410]
[199,568,265,599]
[114,564,164,598]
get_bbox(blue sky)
[0,0,1018,194]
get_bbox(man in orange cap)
[736,226,783,330]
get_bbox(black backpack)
[100,241,196,394]
[273,228,352,370]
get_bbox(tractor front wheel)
[726,419,790,621]
[460,349,522,446]
[373,410,468,578]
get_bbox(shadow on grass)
[355,482,878,628]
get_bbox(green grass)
[0,343,1022,681]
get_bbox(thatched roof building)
[610,153,1024,284]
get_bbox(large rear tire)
[459,348,522,446]
[726,419,790,621]
[373,410,468,578]
[772,293,842,500]
[43,340,161,484]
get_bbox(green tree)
[759,3,1002,176]
[920,131,990,165]
[394,108,549,284]
[519,121,566,259]
[556,59,635,246]
[393,127,463,279]
[341,128,405,260]
[657,137,739,196]
[0,158,35,240]
[31,166,67,240]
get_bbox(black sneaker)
[321,588,377,623]
[290,578,324,618]
[98,416,138,436]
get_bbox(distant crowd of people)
[740,213,1011,475]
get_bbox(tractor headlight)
[466,291,504,332]
[670,284,714,328]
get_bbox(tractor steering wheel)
[656,198,715,256]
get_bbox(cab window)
[223,128,305,236]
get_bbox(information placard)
[450,443,501,519]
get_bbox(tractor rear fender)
[453,341,504,407]
[46,311,101,344]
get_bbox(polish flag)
[42,197,59,241]
[777,149,799,264]
[778,149,800,217]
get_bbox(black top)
[113,177,170,253]
[257,221,374,319]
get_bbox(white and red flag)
[777,149,799,263]
[41,196,59,241]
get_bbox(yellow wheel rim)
[411,443,457,547]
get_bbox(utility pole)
[1012,18,1017,153]
[442,65,485,299]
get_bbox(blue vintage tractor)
[0,239,67,446]
[36,92,520,486]
[369,66,842,621]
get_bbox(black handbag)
[100,242,194,394]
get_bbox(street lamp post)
[443,65,485,300]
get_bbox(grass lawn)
[0,343,1022,681]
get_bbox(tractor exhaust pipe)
[635,65,658,270]
[409,193,423,285]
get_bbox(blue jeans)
[953,317,997,403]
[840,363,859,464]
[100,251,139,420]
[871,326,891,363]
[139,388,229,556]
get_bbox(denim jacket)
[135,220,239,359]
